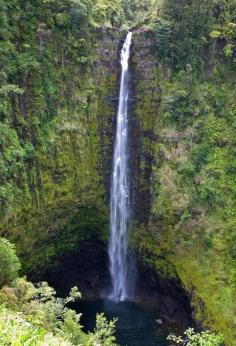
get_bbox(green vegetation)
[153,0,236,68]
[0,238,224,346]
[0,243,118,346]
[168,328,223,346]
[0,237,119,346]
[0,277,118,345]
[133,0,236,344]
[91,0,158,28]
[0,237,21,287]
[0,0,118,272]
[0,0,236,345]
[0,0,94,215]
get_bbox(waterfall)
[108,32,133,302]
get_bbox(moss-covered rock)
[130,30,236,345]
[0,29,123,274]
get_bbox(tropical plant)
[168,328,224,346]
[0,238,21,287]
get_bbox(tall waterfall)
[109,32,132,302]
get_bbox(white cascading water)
[109,32,132,302]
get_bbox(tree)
[0,238,21,287]
[88,313,118,346]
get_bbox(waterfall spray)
[108,32,133,302]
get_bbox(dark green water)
[77,299,170,346]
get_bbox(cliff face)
[129,31,161,223]
[1,30,123,273]
[130,32,236,345]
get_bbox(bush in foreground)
[168,328,224,346]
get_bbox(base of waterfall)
[37,241,192,330]
[74,299,173,346]
[72,297,194,346]
[108,292,128,303]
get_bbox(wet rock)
[156,318,163,324]
[163,296,178,316]
[41,241,111,299]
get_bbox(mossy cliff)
[0,27,123,274]
[129,30,161,223]
[130,30,236,345]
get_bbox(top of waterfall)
[120,32,132,71]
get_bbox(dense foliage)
[0,0,93,214]
[0,0,155,214]
[0,237,118,345]
[0,237,21,287]
[154,0,236,69]
[134,0,236,343]
[168,328,223,346]
[0,276,118,345]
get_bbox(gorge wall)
[132,32,236,344]
[0,27,160,277]
[0,29,122,274]
[132,33,236,345]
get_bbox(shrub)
[0,277,118,346]
[0,306,73,346]
[190,143,212,172]
[153,19,172,63]
[168,328,224,346]
[0,238,21,288]
[178,161,195,178]
[88,313,118,346]
[23,143,36,161]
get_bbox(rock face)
[41,241,111,299]
[129,30,236,345]
[1,29,161,277]
[129,30,161,223]
[0,29,123,274]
